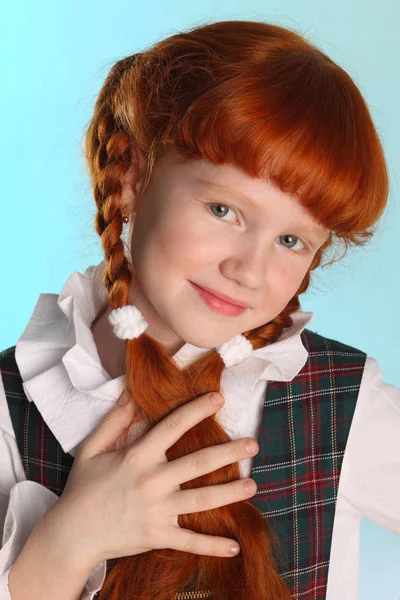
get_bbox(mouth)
[189,281,248,317]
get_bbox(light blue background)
[1,1,399,598]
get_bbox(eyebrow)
[196,177,329,240]
[196,178,259,207]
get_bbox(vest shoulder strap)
[0,345,75,496]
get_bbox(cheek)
[152,214,217,266]
[131,212,206,275]
[257,262,308,313]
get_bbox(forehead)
[156,149,330,238]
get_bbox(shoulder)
[339,354,400,528]
[357,354,399,414]
[352,354,399,436]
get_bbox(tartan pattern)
[0,345,74,496]
[249,328,366,598]
[0,328,366,599]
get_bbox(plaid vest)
[0,328,367,599]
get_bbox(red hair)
[83,20,389,599]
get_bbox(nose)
[219,239,270,292]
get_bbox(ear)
[120,145,147,214]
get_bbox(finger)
[168,478,257,516]
[159,437,258,488]
[165,526,241,558]
[129,393,225,461]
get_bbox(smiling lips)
[189,281,249,317]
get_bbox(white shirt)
[0,260,399,600]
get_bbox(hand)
[43,391,258,568]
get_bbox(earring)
[122,209,129,224]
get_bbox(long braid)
[86,56,142,309]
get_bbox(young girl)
[0,18,398,600]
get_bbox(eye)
[207,203,311,253]
[279,234,307,253]
[207,203,237,223]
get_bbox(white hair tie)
[108,305,148,340]
[216,333,253,368]
[108,305,252,367]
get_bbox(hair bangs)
[172,47,388,245]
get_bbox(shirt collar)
[15,260,313,455]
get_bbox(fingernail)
[212,393,224,405]
[227,544,240,555]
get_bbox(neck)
[90,306,126,379]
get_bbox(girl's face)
[125,149,330,354]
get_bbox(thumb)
[77,391,135,460]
